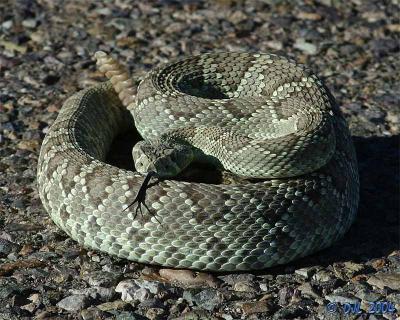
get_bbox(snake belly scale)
[37,52,359,271]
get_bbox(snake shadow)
[107,132,400,274]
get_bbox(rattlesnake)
[37,52,359,271]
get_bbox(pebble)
[362,108,386,124]
[355,288,383,302]
[159,268,220,288]
[70,287,115,302]
[297,12,322,21]
[96,300,130,312]
[313,270,335,283]
[273,306,309,319]
[1,20,13,29]
[115,280,141,302]
[233,281,258,293]
[325,294,360,305]
[367,272,400,291]
[184,289,224,311]
[80,307,108,320]
[145,307,165,320]
[294,39,318,55]
[57,294,89,312]
[83,270,122,287]
[278,287,295,306]
[0,238,20,257]
[297,283,320,299]
[22,19,38,29]
[236,299,273,315]
[295,267,316,280]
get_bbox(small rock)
[18,244,33,256]
[388,251,400,269]
[334,262,365,280]
[361,11,387,22]
[17,139,39,152]
[367,272,400,291]
[297,12,322,21]
[84,270,122,287]
[96,300,129,312]
[294,39,318,55]
[228,10,248,24]
[20,293,41,313]
[340,44,359,56]
[114,311,146,319]
[0,238,20,257]
[236,299,273,315]
[386,111,400,126]
[264,40,283,51]
[278,287,296,306]
[273,306,309,319]
[115,279,168,303]
[20,302,37,313]
[115,280,140,302]
[137,297,161,309]
[370,258,387,270]
[145,307,165,320]
[57,294,89,312]
[295,267,316,279]
[387,24,400,32]
[136,279,167,295]
[159,269,220,288]
[219,273,255,286]
[233,281,257,293]
[369,38,399,57]
[355,288,382,302]
[22,19,37,28]
[0,258,46,276]
[325,294,360,305]
[95,7,112,16]
[173,310,216,320]
[190,289,224,311]
[259,283,269,292]
[313,270,334,283]
[80,307,108,320]
[0,279,27,300]
[387,292,400,309]
[70,287,114,302]
[342,103,362,115]
[362,108,386,124]
[1,20,13,29]
[134,288,151,302]
[51,266,78,284]
[298,283,320,299]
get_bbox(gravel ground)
[0,0,399,319]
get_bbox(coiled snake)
[37,52,359,271]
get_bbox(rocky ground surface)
[0,0,399,319]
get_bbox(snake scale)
[37,52,359,271]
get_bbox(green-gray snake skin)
[37,52,359,271]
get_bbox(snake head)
[132,140,194,178]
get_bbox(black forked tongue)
[123,171,160,223]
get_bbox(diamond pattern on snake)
[37,51,359,271]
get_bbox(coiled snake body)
[37,52,359,271]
